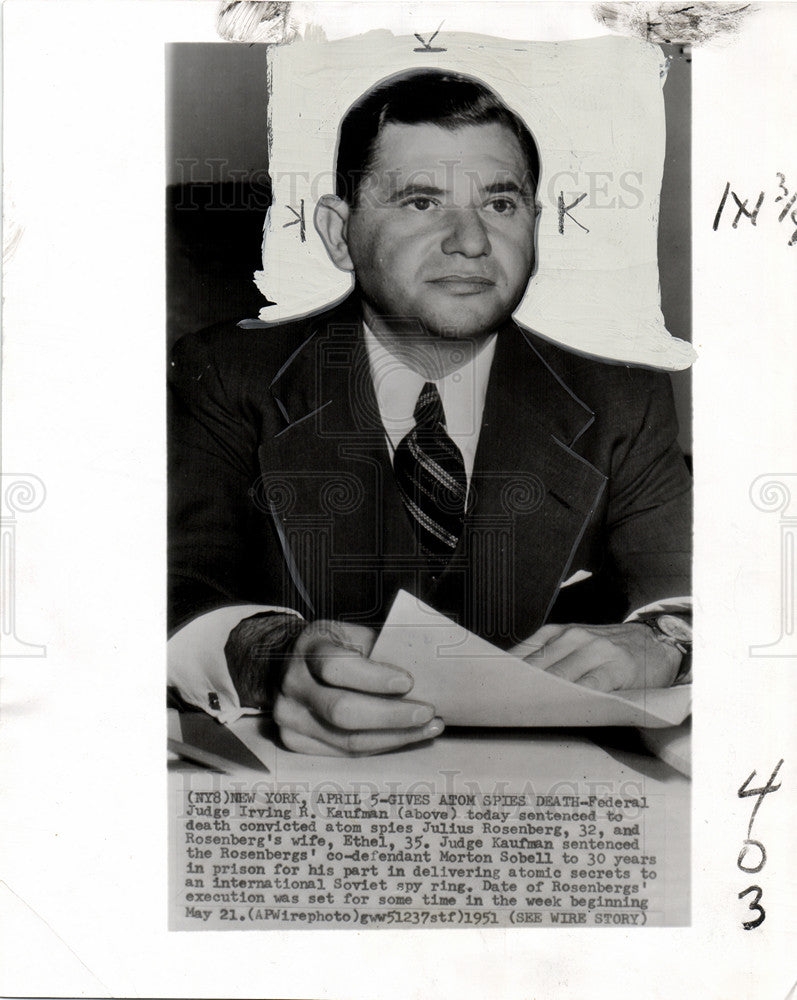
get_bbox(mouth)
[427,275,496,294]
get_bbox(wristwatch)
[637,612,693,685]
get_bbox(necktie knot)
[414,382,445,430]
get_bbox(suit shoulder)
[170,299,355,389]
[171,313,312,382]
[518,327,675,405]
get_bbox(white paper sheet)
[370,590,691,729]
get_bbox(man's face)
[344,121,538,339]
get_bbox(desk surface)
[227,714,689,787]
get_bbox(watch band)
[637,613,693,686]
[672,653,692,686]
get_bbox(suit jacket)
[168,294,691,648]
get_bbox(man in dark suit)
[169,69,692,755]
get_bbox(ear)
[314,195,354,272]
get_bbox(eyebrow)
[386,184,447,204]
[482,180,527,196]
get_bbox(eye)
[403,196,438,211]
[485,197,517,215]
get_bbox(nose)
[440,208,491,258]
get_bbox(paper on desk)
[167,708,182,761]
[370,591,691,729]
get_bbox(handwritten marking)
[736,759,783,930]
[283,199,306,242]
[737,885,765,930]
[775,173,797,228]
[712,181,730,231]
[713,175,797,246]
[730,190,764,228]
[779,195,797,225]
[558,192,589,234]
[414,21,446,53]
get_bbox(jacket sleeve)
[603,369,692,616]
[168,331,275,634]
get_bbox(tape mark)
[217,0,296,44]
[593,2,756,45]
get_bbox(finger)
[534,625,601,669]
[545,643,604,682]
[276,697,444,755]
[304,640,414,695]
[575,662,631,693]
[510,625,567,659]
[309,682,436,731]
[299,719,444,756]
[547,644,632,688]
[279,729,352,757]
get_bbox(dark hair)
[335,68,540,206]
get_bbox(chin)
[414,285,524,340]
[428,323,496,340]
[420,305,514,340]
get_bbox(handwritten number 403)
[736,759,783,930]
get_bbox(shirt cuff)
[624,597,692,623]
[167,604,304,725]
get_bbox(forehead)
[368,121,529,184]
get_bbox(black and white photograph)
[167,29,693,929]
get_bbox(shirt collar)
[363,322,498,450]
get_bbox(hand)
[509,622,681,692]
[274,620,444,756]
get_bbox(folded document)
[370,591,691,729]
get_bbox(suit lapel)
[266,302,607,641]
[437,323,608,644]
[264,297,420,622]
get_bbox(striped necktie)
[393,382,467,569]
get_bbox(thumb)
[304,620,377,658]
[333,622,378,657]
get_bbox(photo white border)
[2,2,795,997]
